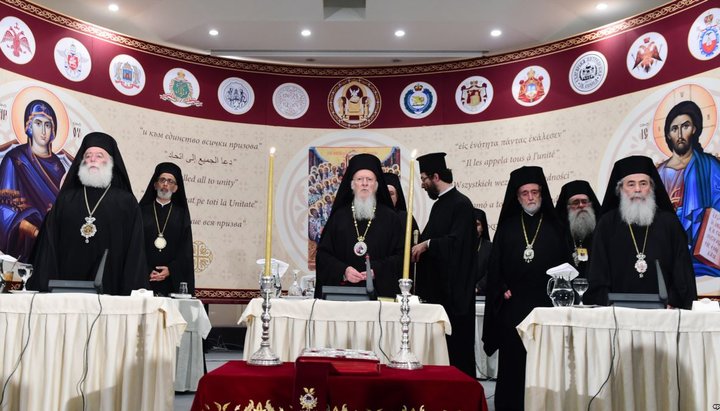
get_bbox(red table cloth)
[191,360,487,411]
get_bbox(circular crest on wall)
[400,81,437,119]
[0,16,36,64]
[108,54,145,96]
[569,51,608,95]
[687,8,720,61]
[160,68,203,107]
[455,76,493,114]
[273,83,310,120]
[626,32,667,80]
[218,77,254,115]
[54,37,91,82]
[512,66,550,107]
[327,78,381,128]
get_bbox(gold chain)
[628,223,649,256]
[153,202,173,237]
[83,185,112,218]
[352,204,375,242]
[521,213,543,248]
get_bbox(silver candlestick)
[388,278,423,370]
[247,275,281,366]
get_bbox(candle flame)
[411,149,417,159]
[270,147,276,155]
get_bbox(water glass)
[572,278,589,305]
[179,282,189,295]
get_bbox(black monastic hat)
[383,172,408,213]
[417,152,447,175]
[600,155,674,214]
[59,131,133,194]
[139,162,188,208]
[555,180,601,224]
[497,166,559,225]
[328,153,393,216]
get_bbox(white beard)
[78,157,114,188]
[353,195,376,221]
[156,188,173,201]
[568,207,596,240]
[521,200,541,215]
[619,190,656,226]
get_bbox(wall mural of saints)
[307,146,400,269]
[0,87,72,261]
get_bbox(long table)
[0,293,186,411]
[475,303,498,379]
[240,298,451,365]
[517,306,720,411]
[173,298,212,392]
[191,360,488,411]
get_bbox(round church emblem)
[569,51,608,95]
[328,78,381,128]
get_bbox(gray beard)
[353,196,376,221]
[568,207,596,240]
[521,201,541,215]
[78,157,114,188]
[156,188,173,201]
[619,190,656,226]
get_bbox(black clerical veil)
[497,166,559,225]
[474,208,490,242]
[383,172,408,213]
[327,153,393,217]
[139,162,188,208]
[60,132,133,194]
[599,155,674,215]
[555,180,601,224]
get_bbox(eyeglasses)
[158,177,177,185]
[568,199,590,207]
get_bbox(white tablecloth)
[0,294,186,411]
[517,306,720,411]
[172,298,211,392]
[474,303,498,379]
[240,298,451,365]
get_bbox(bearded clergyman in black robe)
[482,166,572,411]
[314,153,402,299]
[139,162,194,296]
[555,180,601,279]
[29,132,149,295]
[411,152,477,378]
[585,155,697,309]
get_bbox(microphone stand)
[412,230,419,295]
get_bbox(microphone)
[365,254,377,300]
[412,229,419,294]
[94,249,109,294]
[655,259,668,305]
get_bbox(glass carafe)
[546,276,575,307]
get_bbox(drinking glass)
[288,269,303,296]
[179,282,189,296]
[572,278,589,305]
[18,266,33,292]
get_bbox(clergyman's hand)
[503,289,512,300]
[150,266,170,282]
[344,266,365,283]
[411,240,429,262]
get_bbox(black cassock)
[586,209,697,309]
[142,201,194,296]
[483,212,571,411]
[30,186,149,295]
[314,203,402,299]
[416,187,477,378]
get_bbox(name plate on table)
[296,347,380,375]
